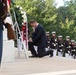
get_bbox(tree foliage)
[11,0,76,40]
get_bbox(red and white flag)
[7,0,10,5]
[7,0,10,12]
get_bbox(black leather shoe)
[29,55,38,58]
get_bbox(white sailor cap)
[58,35,62,38]
[46,31,50,34]
[66,36,70,39]
[52,31,56,34]
[71,40,75,42]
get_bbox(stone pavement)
[0,50,76,75]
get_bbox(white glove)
[54,44,56,46]
[60,49,62,52]
[69,46,71,48]
[55,39,57,42]
[61,45,63,47]
[68,51,70,53]
[4,16,13,25]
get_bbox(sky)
[55,0,70,8]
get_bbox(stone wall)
[2,28,15,63]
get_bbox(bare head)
[30,20,38,28]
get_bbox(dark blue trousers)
[0,29,3,65]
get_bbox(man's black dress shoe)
[29,55,38,58]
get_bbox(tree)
[12,0,57,32]
[56,0,76,40]
[11,0,76,40]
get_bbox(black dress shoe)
[29,55,38,58]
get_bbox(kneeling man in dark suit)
[28,20,53,58]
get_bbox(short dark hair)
[30,20,37,24]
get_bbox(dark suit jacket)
[0,1,6,30]
[32,24,47,47]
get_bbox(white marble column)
[2,28,15,63]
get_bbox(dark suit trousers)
[28,42,38,56]
[0,29,3,65]
[28,42,51,57]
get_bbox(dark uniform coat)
[57,40,64,52]
[0,1,6,64]
[50,36,57,49]
[0,1,6,30]
[64,41,71,53]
